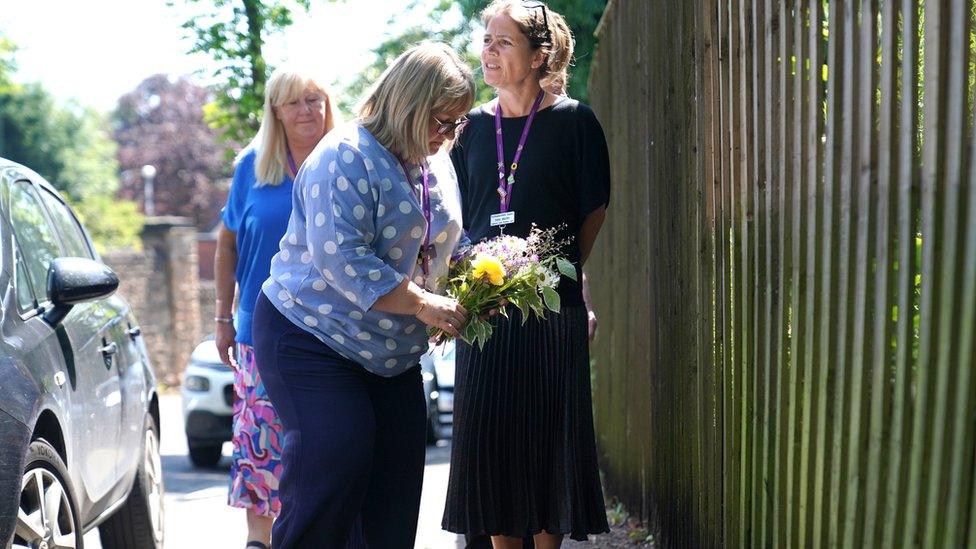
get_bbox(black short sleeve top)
[450,95,611,306]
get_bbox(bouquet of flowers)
[431,225,577,349]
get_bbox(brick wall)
[102,217,201,386]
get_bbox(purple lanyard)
[399,160,434,277]
[286,147,298,176]
[495,89,545,213]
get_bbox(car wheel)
[12,438,82,549]
[99,416,165,549]
[187,441,223,468]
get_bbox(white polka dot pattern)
[265,125,464,377]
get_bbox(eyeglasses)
[522,0,552,46]
[279,95,324,112]
[432,114,468,136]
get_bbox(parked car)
[180,335,235,467]
[420,340,456,444]
[0,158,164,548]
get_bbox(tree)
[342,0,607,115]
[0,68,144,251]
[114,74,231,230]
[171,0,311,143]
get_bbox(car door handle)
[99,340,118,356]
[99,339,118,369]
[127,325,142,339]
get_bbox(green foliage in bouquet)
[436,225,577,350]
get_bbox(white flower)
[541,267,560,289]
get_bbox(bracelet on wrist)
[414,293,427,317]
[214,316,234,324]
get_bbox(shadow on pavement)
[162,454,231,496]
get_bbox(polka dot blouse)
[261,124,466,376]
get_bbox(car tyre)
[99,415,165,549]
[13,438,83,549]
[188,441,223,468]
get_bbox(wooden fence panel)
[588,0,976,546]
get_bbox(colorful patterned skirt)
[228,343,285,518]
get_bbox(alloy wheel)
[144,425,165,544]
[13,467,77,549]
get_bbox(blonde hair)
[482,0,575,95]
[357,42,476,164]
[245,67,338,186]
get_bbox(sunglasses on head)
[521,0,552,45]
[432,114,468,136]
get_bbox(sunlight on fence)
[587,1,976,547]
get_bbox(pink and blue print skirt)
[228,343,284,518]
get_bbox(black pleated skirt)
[442,305,609,541]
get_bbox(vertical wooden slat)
[785,2,806,545]
[757,0,784,544]
[798,1,824,545]
[862,0,899,543]
[697,0,725,542]
[774,1,795,545]
[714,0,736,544]
[751,0,770,543]
[881,1,920,546]
[827,0,861,544]
[925,0,971,547]
[948,20,976,545]
[739,1,757,545]
[842,0,878,545]
[813,1,845,545]
[962,68,976,547]
[727,1,746,543]
[905,0,950,543]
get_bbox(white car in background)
[180,335,235,467]
[420,340,456,444]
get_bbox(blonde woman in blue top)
[251,42,475,548]
[214,67,338,549]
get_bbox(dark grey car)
[0,158,164,548]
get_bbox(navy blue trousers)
[252,293,427,549]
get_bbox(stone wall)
[102,217,201,386]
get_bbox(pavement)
[84,393,462,548]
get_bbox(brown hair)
[481,0,575,95]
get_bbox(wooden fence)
[586,0,976,547]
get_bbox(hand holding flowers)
[430,225,577,349]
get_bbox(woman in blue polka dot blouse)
[250,42,475,548]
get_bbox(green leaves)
[171,0,314,143]
[556,257,578,281]
[542,286,561,313]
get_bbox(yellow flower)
[470,253,506,286]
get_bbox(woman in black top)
[443,1,610,547]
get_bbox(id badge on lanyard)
[493,89,545,234]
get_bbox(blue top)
[262,124,465,377]
[221,148,293,345]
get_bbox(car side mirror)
[43,257,120,326]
